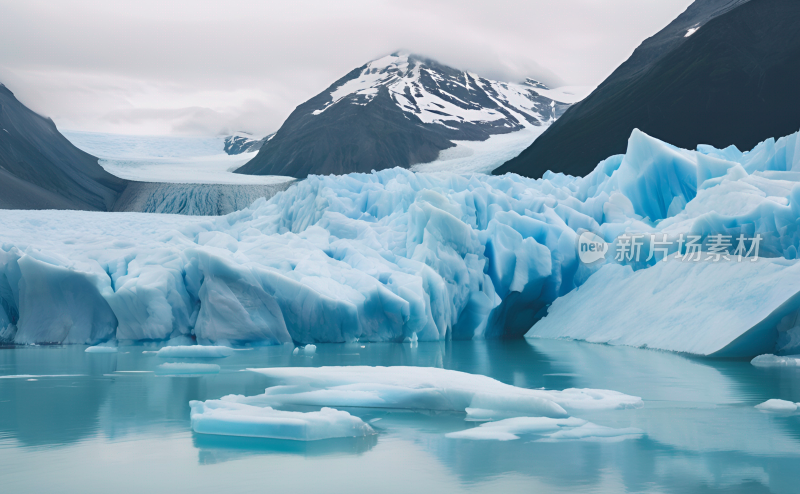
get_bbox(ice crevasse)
[1,128,800,356]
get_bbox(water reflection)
[193,434,378,465]
[0,340,799,494]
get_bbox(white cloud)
[0,0,693,136]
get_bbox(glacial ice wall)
[1,128,800,353]
[112,181,294,216]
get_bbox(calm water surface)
[1,339,799,494]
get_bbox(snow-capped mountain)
[236,53,576,178]
[223,132,274,155]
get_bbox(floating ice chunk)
[303,344,316,355]
[244,366,642,417]
[0,374,84,379]
[528,259,800,357]
[156,345,234,358]
[540,422,643,442]
[446,416,586,441]
[464,408,521,421]
[755,399,798,413]
[85,343,118,353]
[292,347,300,356]
[751,354,800,367]
[189,400,374,441]
[156,363,220,375]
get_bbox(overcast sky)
[0,0,693,136]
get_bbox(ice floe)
[155,363,220,375]
[190,366,642,443]
[156,345,234,358]
[446,416,586,441]
[243,366,643,416]
[85,343,118,353]
[189,401,374,441]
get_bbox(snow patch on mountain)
[412,127,549,174]
[224,132,274,155]
[311,53,574,130]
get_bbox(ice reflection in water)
[0,339,798,494]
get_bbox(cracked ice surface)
[1,128,800,355]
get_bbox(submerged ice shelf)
[2,127,800,356]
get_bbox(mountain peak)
[309,52,570,124]
[235,53,577,179]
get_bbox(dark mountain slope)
[0,83,126,210]
[495,0,800,178]
[236,53,572,178]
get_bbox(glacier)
[61,131,295,216]
[1,127,800,356]
[112,181,294,216]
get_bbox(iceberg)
[527,258,800,357]
[754,399,799,413]
[243,366,643,416]
[1,127,800,355]
[156,345,234,358]
[189,401,374,441]
[85,344,118,353]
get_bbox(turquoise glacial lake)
[1,339,799,493]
